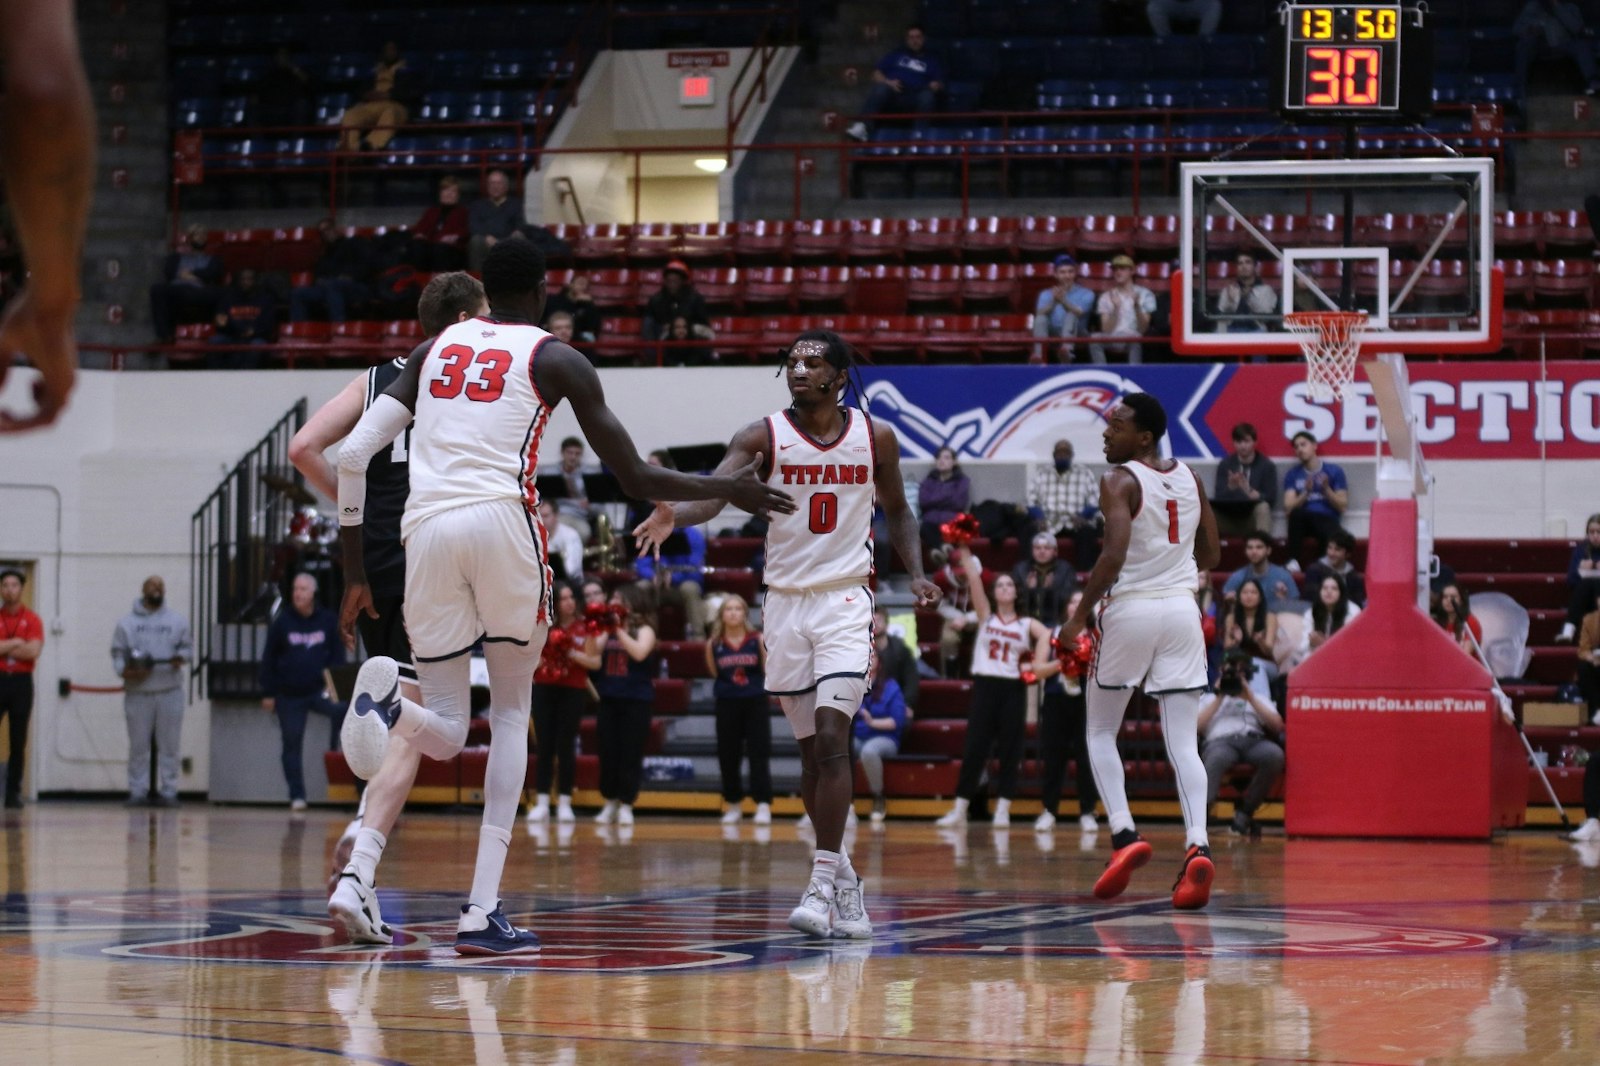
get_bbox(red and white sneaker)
[1171,844,1214,911]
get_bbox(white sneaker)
[1034,810,1056,832]
[935,805,966,828]
[328,867,393,945]
[832,879,872,939]
[617,804,634,826]
[556,798,575,824]
[594,800,618,824]
[526,799,549,823]
[754,802,772,825]
[290,798,308,813]
[1557,623,1578,643]
[1570,818,1600,841]
[845,121,868,142]
[721,807,743,824]
[342,656,401,780]
[788,879,834,937]
[1079,813,1099,833]
[992,799,1011,828]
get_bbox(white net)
[1284,310,1368,402]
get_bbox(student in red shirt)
[0,569,45,808]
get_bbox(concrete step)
[1523,93,1600,132]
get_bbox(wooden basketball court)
[1,802,1594,1064]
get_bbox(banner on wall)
[857,363,1600,462]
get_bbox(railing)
[189,399,309,700]
[725,6,793,151]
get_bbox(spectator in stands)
[1032,590,1099,833]
[544,271,602,343]
[1222,531,1299,610]
[592,584,659,828]
[338,41,413,152]
[1198,651,1284,836]
[917,446,970,548]
[1222,578,1278,674]
[1031,254,1096,363]
[1303,529,1367,608]
[1575,588,1600,723]
[1283,430,1349,563]
[206,268,276,369]
[257,47,310,128]
[635,521,707,638]
[1147,0,1222,37]
[1027,439,1101,570]
[1088,255,1156,364]
[1301,573,1361,662]
[664,314,713,367]
[1215,251,1277,331]
[1434,582,1483,656]
[643,260,713,343]
[468,169,524,271]
[1557,513,1600,643]
[545,309,576,345]
[258,573,346,812]
[548,436,597,536]
[149,224,223,343]
[1514,1,1600,95]
[537,499,585,584]
[708,594,771,826]
[845,25,945,142]
[1012,531,1079,627]
[406,175,469,271]
[872,606,921,718]
[1211,421,1278,537]
[854,656,908,825]
[527,580,602,826]
[289,219,374,323]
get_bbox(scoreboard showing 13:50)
[1276,3,1433,121]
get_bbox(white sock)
[1159,690,1210,849]
[468,825,512,914]
[1086,684,1138,835]
[531,794,549,811]
[835,847,859,887]
[351,827,386,886]
[810,849,841,890]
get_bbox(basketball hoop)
[1284,310,1368,402]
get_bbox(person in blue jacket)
[845,25,945,141]
[259,572,346,810]
[853,658,907,824]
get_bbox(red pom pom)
[940,512,981,546]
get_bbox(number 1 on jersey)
[1166,499,1180,544]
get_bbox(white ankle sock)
[351,827,386,886]
[810,849,841,889]
[835,847,859,887]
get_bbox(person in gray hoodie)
[112,575,192,806]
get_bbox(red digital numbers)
[429,344,512,403]
[1304,45,1381,107]
[809,492,838,534]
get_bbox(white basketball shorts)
[403,497,551,662]
[1092,593,1208,695]
[763,584,874,739]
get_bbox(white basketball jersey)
[970,613,1033,680]
[1112,459,1201,599]
[762,408,877,590]
[402,317,554,540]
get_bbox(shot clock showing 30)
[1276,2,1433,121]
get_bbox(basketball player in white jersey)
[1062,393,1221,910]
[635,330,941,939]
[289,273,487,941]
[333,240,793,954]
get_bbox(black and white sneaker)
[455,902,541,956]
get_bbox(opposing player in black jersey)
[289,271,487,943]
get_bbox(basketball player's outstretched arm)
[632,420,770,554]
[535,344,794,515]
[1062,468,1138,643]
[290,373,368,501]
[0,0,95,431]
[874,421,942,608]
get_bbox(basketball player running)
[1062,393,1221,910]
[288,272,487,943]
[335,241,792,955]
[635,330,941,939]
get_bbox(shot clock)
[1275,3,1432,121]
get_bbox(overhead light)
[694,158,728,174]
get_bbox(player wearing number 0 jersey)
[1063,393,1221,911]
[635,330,942,943]
[333,240,793,955]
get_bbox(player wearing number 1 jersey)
[333,240,794,954]
[1063,393,1221,910]
[635,330,941,942]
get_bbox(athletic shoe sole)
[342,656,399,780]
[1172,853,1215,911]
[1092,839,1153,900]
[328,874,392,945]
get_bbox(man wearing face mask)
[1027,439,1101,571]
[112,576,192,807]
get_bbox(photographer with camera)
[111,575,192,807]
[1196,652,1284,836]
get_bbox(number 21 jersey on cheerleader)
[761,408,877,591]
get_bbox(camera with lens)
[1218,652,1257,696]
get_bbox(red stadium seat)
[904,216,962,260]
[790,219,847,259]
[1133,214,1180,259]
[587,269,638,309]
[975,313,1032,360]
[849,264,908,314]
[960,216,1018,260]
[961,262,1018,310]
[742,265,796,310]
[1540,210,1592,254]
[1532,259,1594,306]
[1017,215,1078,259]
[845,217,906,262]
[1076,214,1136,259]
[679,221,737,262]
[574,223,630,264]
[861,314,925,361]
[922,313,985,360]
[1494,211,1541,258]
[734,219,791,261]
[906,264,962,308]
[693,267,741,312]
[626,221,678,263]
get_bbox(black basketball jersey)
[361,341,425,596]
